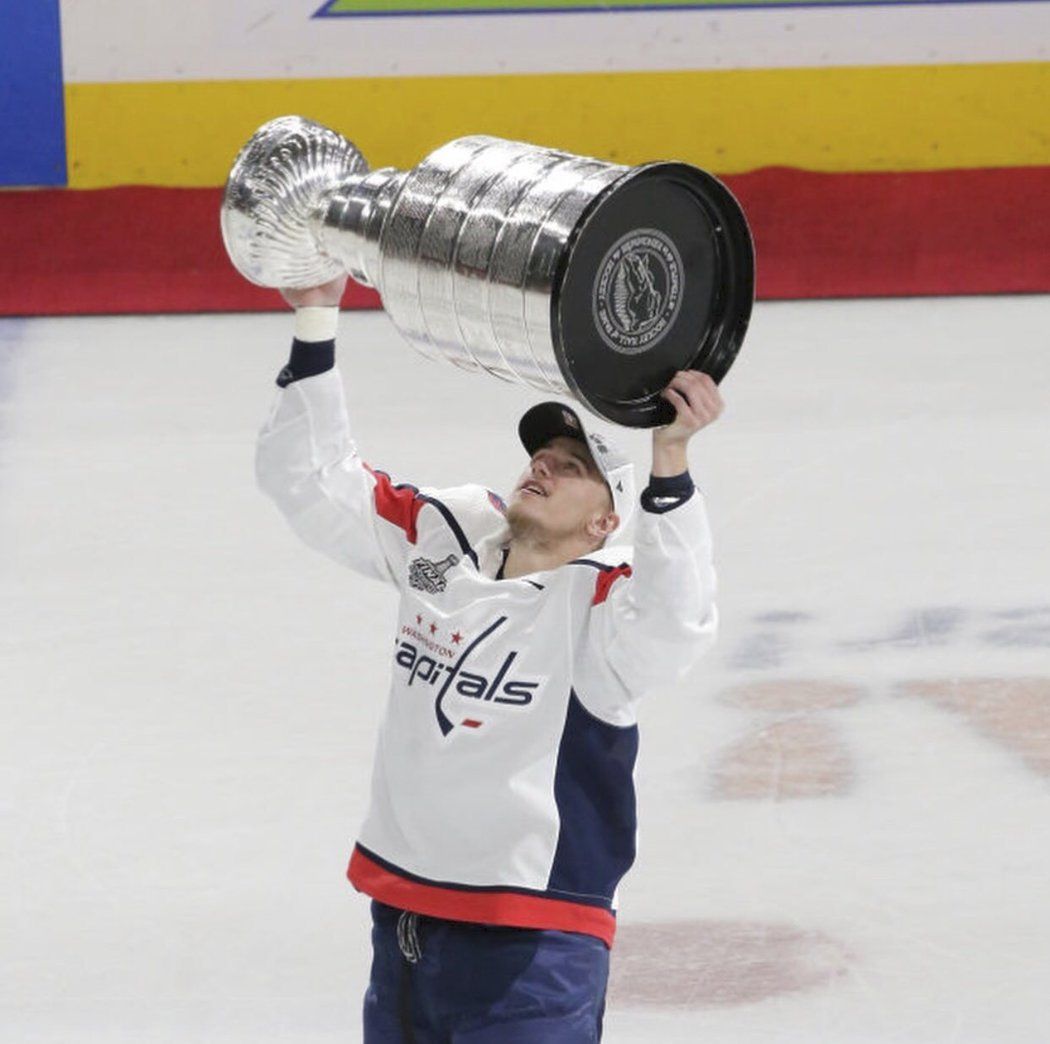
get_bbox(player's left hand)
[655,370,724,446]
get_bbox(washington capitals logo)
[393,616,544,736]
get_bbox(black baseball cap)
[518,401,635,530]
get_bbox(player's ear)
[587,511,619,540]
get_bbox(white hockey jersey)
[256,363,717,947]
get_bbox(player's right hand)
[280,275,348,310]
[655,370,724,445]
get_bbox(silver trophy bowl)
[222,115,753,427]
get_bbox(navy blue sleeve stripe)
[570,558,631,573]
[276,338,336,387]
[418,494,480,571]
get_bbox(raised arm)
[255,278,425,584]
[576,372,723,718]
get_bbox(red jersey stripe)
[347,846,616,948]
[592,564,633,606]
[364,465,424,544]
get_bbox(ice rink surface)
[3,296,1049,1043]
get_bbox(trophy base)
[551,162,753,428]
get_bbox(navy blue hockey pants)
[363,901,610,1043]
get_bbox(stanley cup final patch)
[409,554,459,595]
[592,228,684,355]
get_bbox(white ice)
[2,296,1049,1043]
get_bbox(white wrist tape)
[294,306,339,343]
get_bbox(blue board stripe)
[316,0,1048,17]
[0,0,67,187]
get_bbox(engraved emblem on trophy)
[221,115,754,427]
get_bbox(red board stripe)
[0,185,380,316]
[592,564,633,606]
[3,166,1049,315]
[726,165,1050,300]
[347,845,616,947]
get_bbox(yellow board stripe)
[66,62,1050,188]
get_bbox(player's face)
[507,437,614,542]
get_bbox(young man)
[256,277,723,1043]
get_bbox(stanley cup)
[221,115,754,427]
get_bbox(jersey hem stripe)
[352,842,614,907]
[347,844,617,947]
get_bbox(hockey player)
[256,276,723,1043]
